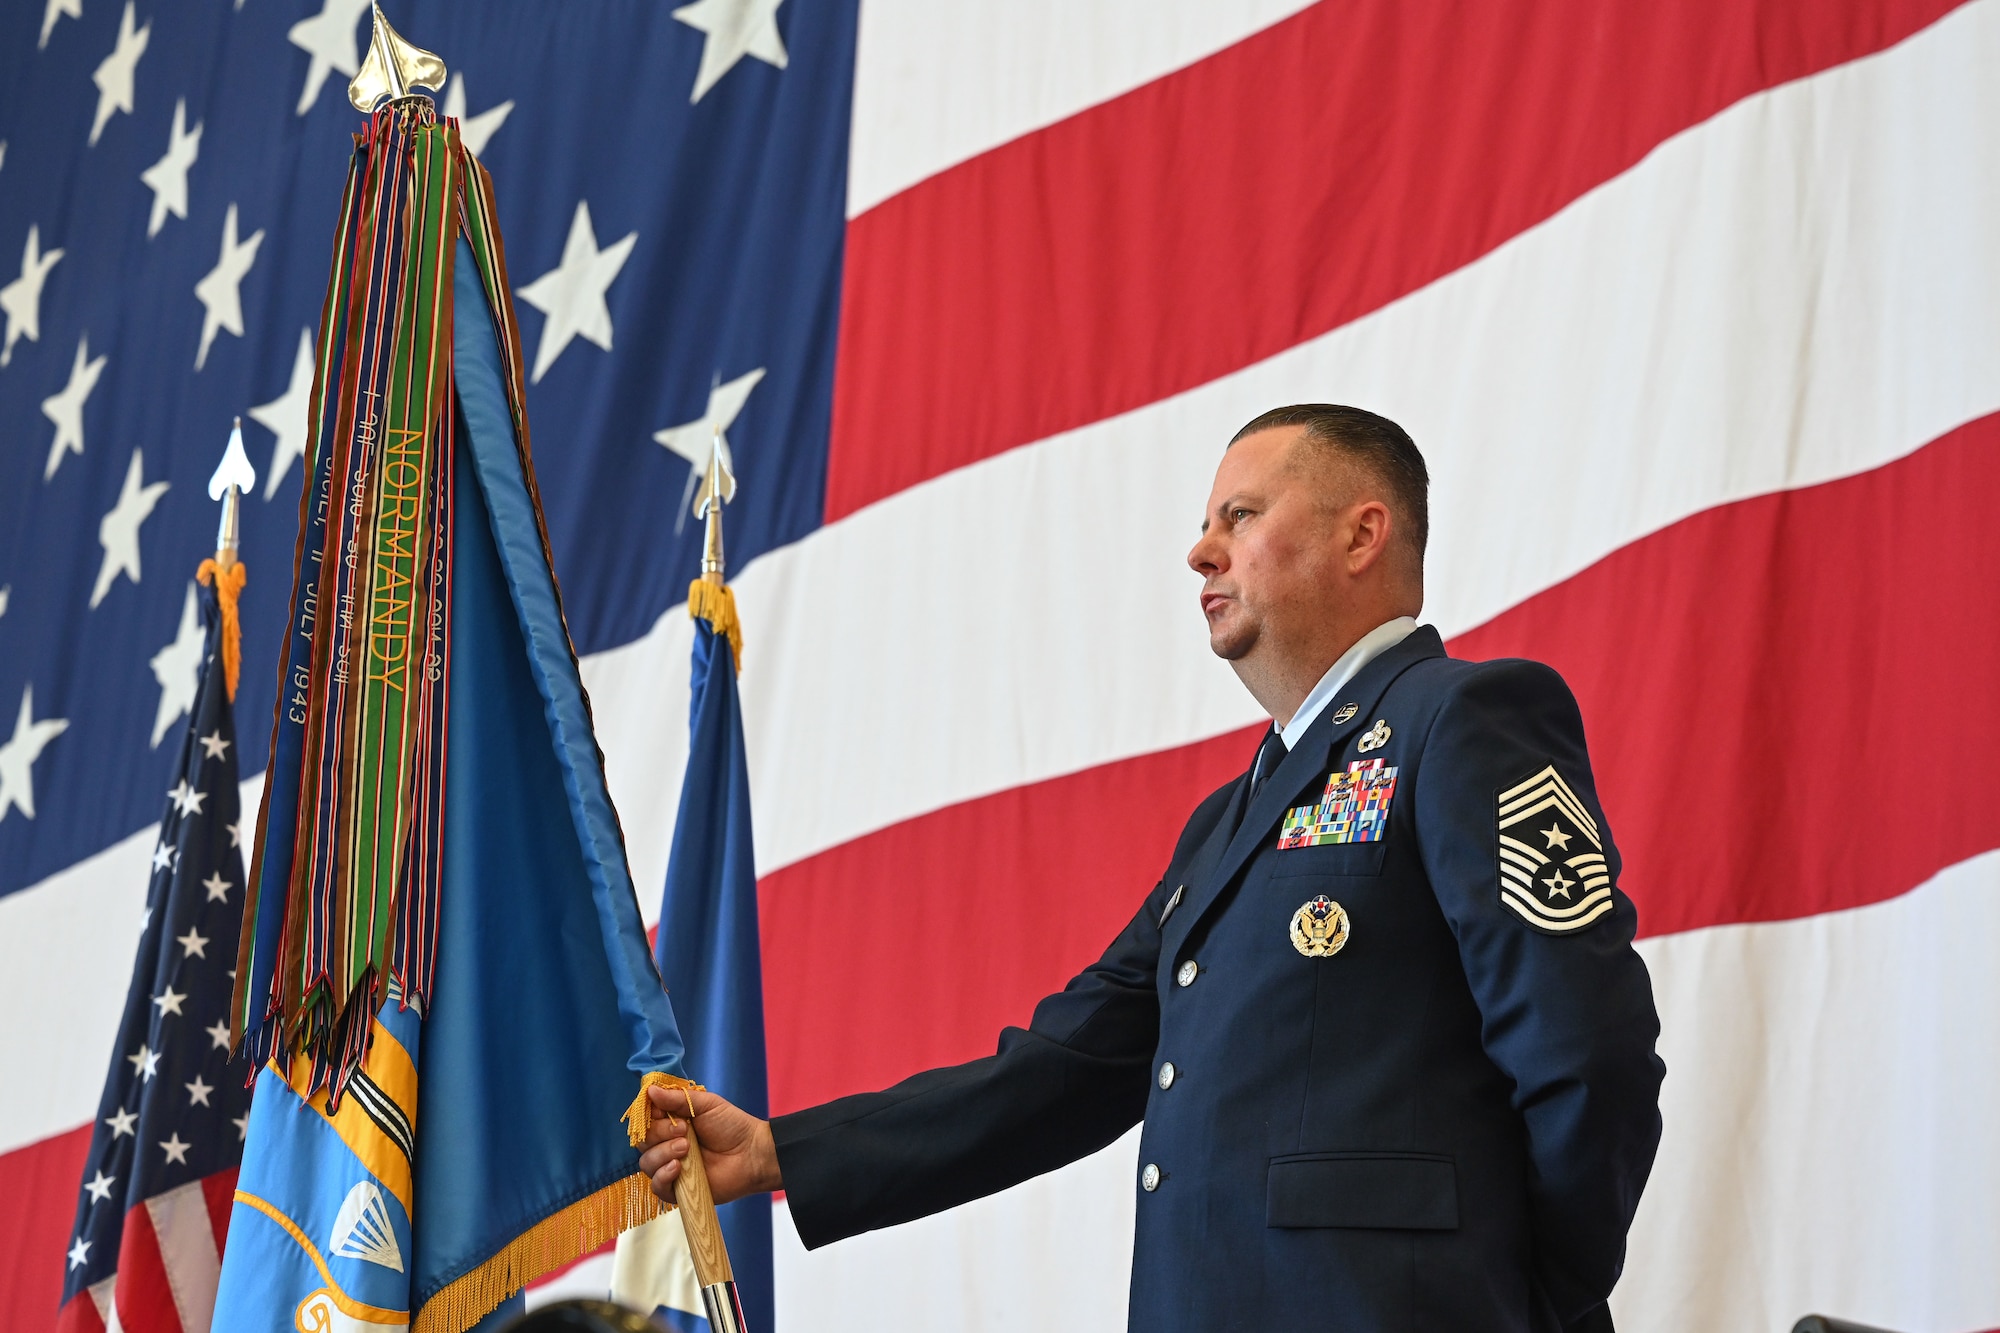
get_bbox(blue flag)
[213,233,689,1333]
[634,583,773,1332]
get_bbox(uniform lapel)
[1163,627,1445,955]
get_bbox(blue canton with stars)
[0,0,858,896]
[59,583,253,1306]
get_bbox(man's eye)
[1232,508,1252,522]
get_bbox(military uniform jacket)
[773,627,1665,1332]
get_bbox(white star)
[139,904,152,930]
[105,1106,136,1138]
[673,0,788,102]
[149,582,204,745]
[41,0,82,49]
[139,99,202,238]
[515,200,636,383]
[1,225,65,368]
[168,779,206,817]
[203,871,230,902]
[185,1075,213,1107]
[66,1237,89,1270]
[90,448,169,607]
[193,203,264,371]
[443,73,513,159]
[88,3,151,147]
[152,986,186,1017]
[0,685,69,823]
[151,842,175,873]
[127,1044,159,1079]
[177,926,208,959]
[1540,823,1573,851]
[225,820,242,848]
[159,1133,190,1166]
[41,332,106,481]
[84,1170,115,1204]
[250,328,315,499]
[1541,868,1576,900]
[0,586,8,618]
[205,1018,231,1050]
[198,730,229,760]
[654,367,765,471]
[287,0,371,116]
[231,1110,250,1141]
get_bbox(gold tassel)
[687,578,743,672]
[410,1174,669,1333]
[196,557,247,701]
[626,1070,702,1150]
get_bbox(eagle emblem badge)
[1496,765,1615,934]
[1289,895,1350,957]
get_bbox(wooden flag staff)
[345,10,747,1330]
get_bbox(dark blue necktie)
[1249,727,1289,796]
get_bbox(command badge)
[1290,895,1350,957]
[1496,765,1614,934]
[1278,759,1397,848]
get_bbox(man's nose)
[1188,531,1224,575]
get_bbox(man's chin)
[1206,625,1256,662]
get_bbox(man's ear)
[1346,498,1395,574]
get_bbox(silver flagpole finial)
[349,4,447,113]
[207,416,256,568]
[693,425,737,583]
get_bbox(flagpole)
[675,429,750,1333]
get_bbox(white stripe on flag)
[147,1179,221,1333]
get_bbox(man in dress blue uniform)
[639,405,1665,1331]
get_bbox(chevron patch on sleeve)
[1495,765,1615,934]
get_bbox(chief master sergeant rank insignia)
[1496,765,1615,933]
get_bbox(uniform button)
[1157,1061,1176,1090]
[1176,960,1198,987]
[1141,1163,1161,1192]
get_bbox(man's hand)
[637,1083,782,1207]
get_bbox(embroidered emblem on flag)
[1277,759,1397,849]
[1495,765,1614,934]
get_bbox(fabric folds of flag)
[214,102,691,1333]
[613,583,773,1331]
[57,572,253,1333]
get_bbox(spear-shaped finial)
[693,425,737,584]
[207,416,256,569]
[348,4,447,113]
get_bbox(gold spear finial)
[349,4,447,113]
[207,416,256,569]
[693,426,738,584]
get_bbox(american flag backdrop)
[2,1,1998,1330]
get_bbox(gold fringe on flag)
[197,557,247,701]
[410,1172,669,1333]
[625,1070,702,1155]
[687,578,743,672]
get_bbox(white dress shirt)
[1276,616,1420,751]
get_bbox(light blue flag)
[215,236,688,1333]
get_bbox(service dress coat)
[773,626,1666,1332]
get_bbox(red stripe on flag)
[201,1168,239,1256]
[1453,412,2000,938]
[824,0,1963,521]
[0,1125,91,1333]
[110,1202,180,1333]
[768,414,2000,1112]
